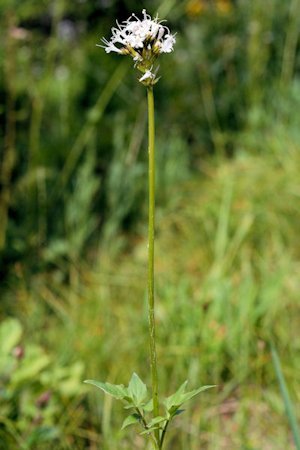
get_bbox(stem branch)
[159,419,170,449]
[135,408,158,450]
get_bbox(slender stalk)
[160,420,170,449]
[147,86,159,445]
[135,408,159,450]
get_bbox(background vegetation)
[1,0,300,448]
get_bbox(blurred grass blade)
[271,344,300,449]
[53,61,128,195]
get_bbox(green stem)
[135,408,159,450]
[147,86,159,442]
[159,419,170,449]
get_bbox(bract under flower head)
[98,9,176,86]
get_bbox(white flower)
[98,38,123,54]
[99,9,176,57]
[99,9,176,85]
[160,34,176,53]
[139,70,155,82]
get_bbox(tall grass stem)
[147,86,160,445]
[271,344,300,449]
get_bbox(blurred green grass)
[1,0,300,448]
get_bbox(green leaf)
[147,416,166,428]
[181,385,216,404]
[128,373,148,406]
[173,409,185,416]
[140,426,161,436]
[123,402,136,409]
[164,380,188,411]
[10,345,50,387]
[271,344,300,449]
[84,380,128,400]
[139,416,167,435]
[121,414,141,430]
[143,398,154,412]
[0,319,22,356]
[164,382,216,414]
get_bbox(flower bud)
[12,346,25,360]
[36,391,52,409]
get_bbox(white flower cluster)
[99,9,176,85]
